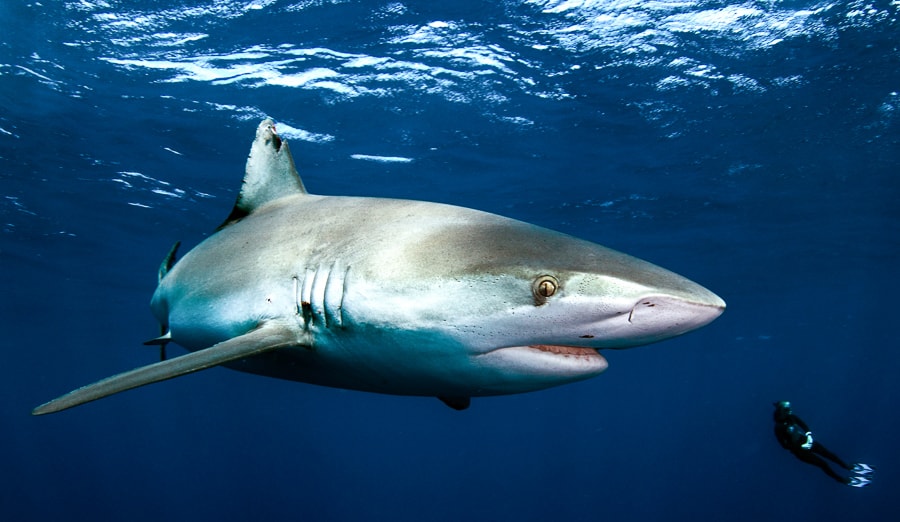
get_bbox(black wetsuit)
[774,407,853,484]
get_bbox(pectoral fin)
[32,323,299,415]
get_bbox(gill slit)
[295,262,349,330]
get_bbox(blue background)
[2,1,898,520]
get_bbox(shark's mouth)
[529,345,601,357]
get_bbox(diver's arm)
[791,414,811,433]
[790,415,814,449]
[774,425,791,449]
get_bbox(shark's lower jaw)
[475,345,609,390]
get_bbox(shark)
[33,119,725,415]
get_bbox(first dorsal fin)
[219,119,307,229]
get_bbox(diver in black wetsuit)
[773,401,873,487]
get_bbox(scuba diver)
[773,401,873,487]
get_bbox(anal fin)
[32,322,299,415]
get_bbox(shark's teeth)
[529,345,599,357]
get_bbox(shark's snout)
[618,290,725,345]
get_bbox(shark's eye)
[533,275,559,305]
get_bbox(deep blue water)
[2,1,898,520]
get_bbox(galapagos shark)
[33,119,725,415]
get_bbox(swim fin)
[848,475,871,488]
[852,463,874,475]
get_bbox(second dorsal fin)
[220,119,307,228]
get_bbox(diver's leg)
[793,449,848,484]
[811,441,852,471]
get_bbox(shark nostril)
[628,300,659,323]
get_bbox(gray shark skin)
[33,119,725,415]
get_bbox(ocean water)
[2,1,898,520]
